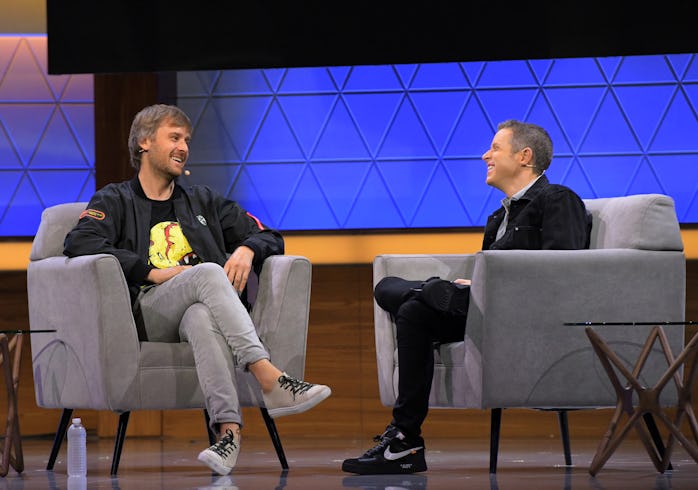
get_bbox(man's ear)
[519,146,533,165]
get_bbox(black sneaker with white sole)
[342,425,427,475]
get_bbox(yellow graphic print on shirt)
[149,221,200,268]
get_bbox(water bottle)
[67,417,87,477]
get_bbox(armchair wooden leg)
[557,410,572,466]
[111,411,130,476]
[260,407,289,470]
[489,408,502,474]
[47,408,73,470]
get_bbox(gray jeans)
[136,262,270,429]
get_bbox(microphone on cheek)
[184,170,191,176]
[138,148,148,153]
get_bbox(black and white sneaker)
[342,425,427,475]
[197,429,240,476]
[262,372,332,419]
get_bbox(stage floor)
[2,434,697,489]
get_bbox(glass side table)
[0,329,56,477]
[564,321,698,476]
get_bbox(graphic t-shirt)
[148,196,201,269]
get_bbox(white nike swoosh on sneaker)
[383,446,423,460]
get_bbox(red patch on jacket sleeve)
[246,212,264,230]
[79,209,106,220]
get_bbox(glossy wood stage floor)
[3,434,698,489]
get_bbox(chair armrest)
[372,254,477,406]
[27,254,140,410]
[250,255,312,379]
[467,248,686,408]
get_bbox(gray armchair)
[27,202,313,475]
[373,193,686,472]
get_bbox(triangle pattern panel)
[0,123,23,169]
[409,62,470,90]
[443,158,492,225]
[60,75,93,102]
[0,105,53,165]
[527,59,554,84]
[613,55,676,83]
[184,163,241,201]
[625,158,666,196]
[544,87,607,152]
[248,99,306,161]
[444,100,496,158]
[30,170,93,207]
[278,67,337,94]
[312,97,371,160]
[476,88,539,128]
[393,64,419,87]
[0,35,95,236]
[178,97,210,132]
[375,159,440,225]
[240,163,307,228]
[666,54,694,81]
[277,94,337,157]
[5,32,698,235]
[0,170,23,222]
[526,94,574,156]
[0,173,43,236]
[683,55,698,81]
[613,85,677,149]
[378,96,436,158]
[343,92,403,156]
[310,161,372,225]
[410,163,472,227]
[327,66,352,89]
[276,165,339,230]
[555,158,595,199]
[343,165,408,229]
[0,38,54,101]
[178,71,220,97]
[578,155,643,197]
[459,61,486,86]
[580,91,642,154]
[203,97,267,161]
[596,57,623,81]
[343,65,403,92]
[30,108,91,168]
[476,60,538,87]
[215,69,272,95]
[649,91,698,152]
[263,69,286,92]
[543,155,575,187]
[409,90,471,154]
[543,58,607,85]
[649,154,698,220]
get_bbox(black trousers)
[374,276,467,438]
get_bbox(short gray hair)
[497,119,553,175]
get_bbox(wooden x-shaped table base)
[0,332,24,477]
[585,325,698,476]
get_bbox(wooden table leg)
[585,326,698,476]
[0,333,24,477]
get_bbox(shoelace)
[211,429,238,457]
[277,374,313,399]
[364,429,398,457]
